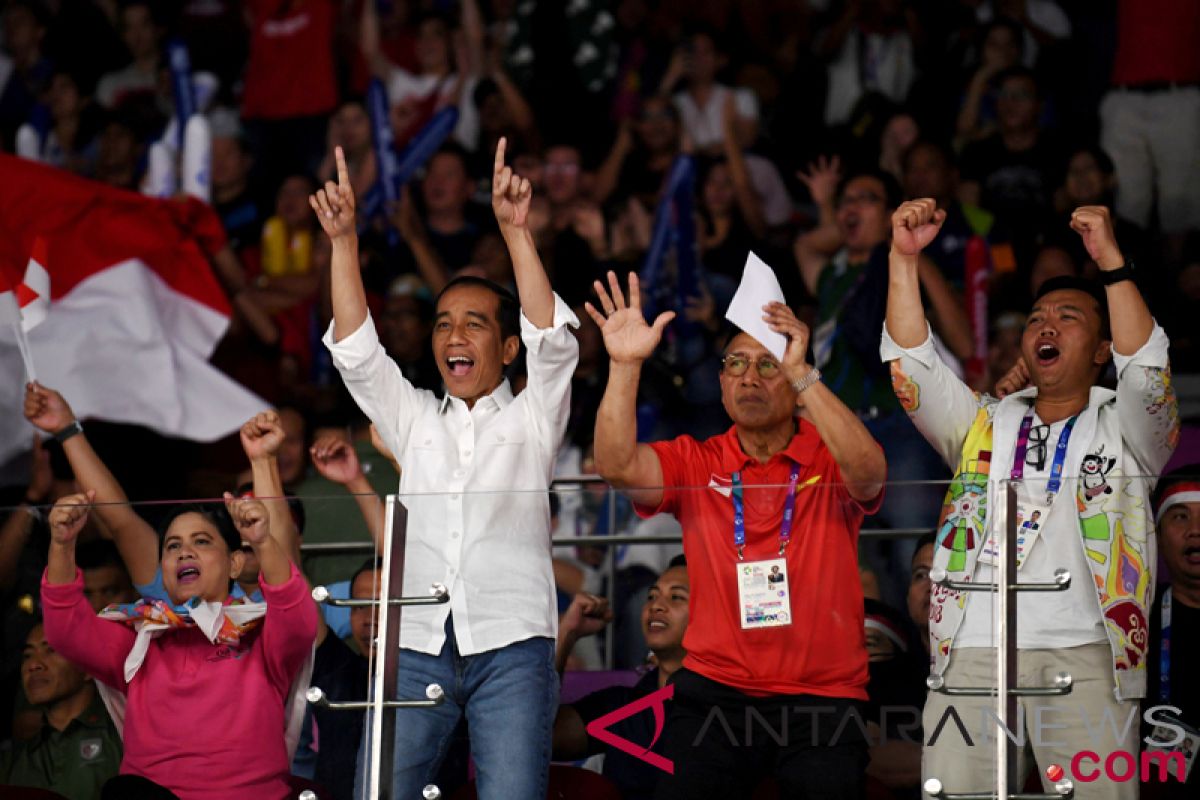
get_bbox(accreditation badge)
[1145,714,1200,783]
[737,557,792,629]
[977,497,1048,569]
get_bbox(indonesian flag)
[0,154,266,466]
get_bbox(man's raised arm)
[492,137,554,328]
[588,273,674,509]
[310,146,367,342]
[885,198,945,348]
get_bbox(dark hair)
[981,17,1025,58]
[156,503,241,555]
[667,554,688,570]
[435,275,520,339]
[429,141,472,177]
[993,65,1039,97]
[76,539,128,573]
[912,532,937,562]
[1152,464,1200,515]
[1068,143,1115,177]
[838,168,903,210]
[350,557,385,591]
[1033,275,1110,338]
[901,139,956,177]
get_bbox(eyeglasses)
[837,192,883,209]
[1025,424,1050,471]
[721,355,781,378]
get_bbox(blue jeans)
[355,617,558,800]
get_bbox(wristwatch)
[53,420,83,443]
[791,368,822,395]
[1098,262,1135,286]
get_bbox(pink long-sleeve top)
[41,563,317,800]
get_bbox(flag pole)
[12,312,37,383]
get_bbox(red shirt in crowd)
[635,421,881,699]
[242,0,338,120]
[1111,0,1200,87]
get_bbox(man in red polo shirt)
[587,271,887,799]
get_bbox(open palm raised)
[583,272,675,364]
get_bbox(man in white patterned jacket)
[880,199,1178,799]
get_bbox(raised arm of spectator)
[240,411,301,564]
[721,95,766,238]
[552,592,613,760]
[955,65,998,145]
[793,155,842,296]
[588,272,674,508]
[918,256,975,361]
[225,494,291,586]
[0,436,52,592]
[762,303,886,502]
[359,0,393,81]
[24,383,159,587]
[312,147,367,341]
[493,137,555,328]
[459,0,486,78]
[311,433,385,551]
[1071,207,1152,354]
[45,492,94,586]
[490,60,537,145]
[591,121,635,207]
[390,186,450,294]
[886,199,946,348]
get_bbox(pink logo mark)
[585,684,675,774]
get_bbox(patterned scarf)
[99,596,267,683]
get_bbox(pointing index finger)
[494,136,508,177]
[335,146,349,188]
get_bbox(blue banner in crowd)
[166,39,195,151]
[365,80,459,246]
[641,155,705,333]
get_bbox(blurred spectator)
[795,165,968,602]
[818,0,921,128]
[660,28,758,155]
[92,110,144,189]
[540,142,608,307]
[1028,244,1078,298]
[863,598,925,799]
[959,66,1062,263]
[0,0,52,148]
[975,0,1070,69]
[360,0,484,150]
[554,558,688,800]
[94,0,164,111]
[241,0,338,189]
[1145,464,1200,799]
[417,143,487,272]
[38,67,103,175]
[906,532,935,655]
[592,95,681,209]
[0,622,122,798]
[878,110,919,185]
[317,100,378,201]
[1101,0,1200,255]
[76,540,136,613]
[378,275,441,393]
[900,139,1011,292]
[209,107,263,254]
[954,17,1023,147]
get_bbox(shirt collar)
[718,417,819,472]
[438,379,515,415]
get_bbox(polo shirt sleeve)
[41,569,133,691]
[632,437,693,519]
[259,562,319,693]
[825,444,886,521]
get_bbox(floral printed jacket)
[880,323,1179,700]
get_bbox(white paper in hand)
[724,251,788,361]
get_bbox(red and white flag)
[0,154,266,466]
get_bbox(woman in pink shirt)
[41,491,318,800]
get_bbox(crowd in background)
[0,0,1198,797]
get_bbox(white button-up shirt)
[323,295,579,656]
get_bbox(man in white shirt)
[882,199,1178,799]
[311,138,579,800]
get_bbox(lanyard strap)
[1161,587,1172,703]
[1009,408,1078,501]
[732,462,802,560]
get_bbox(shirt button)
[454,468,466,477]
[463,450,472,458]
[450,494,459,501]
[451,531,460,539]
[448,567,456,574]
[424,438,432,445]
[496,435,506,442]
